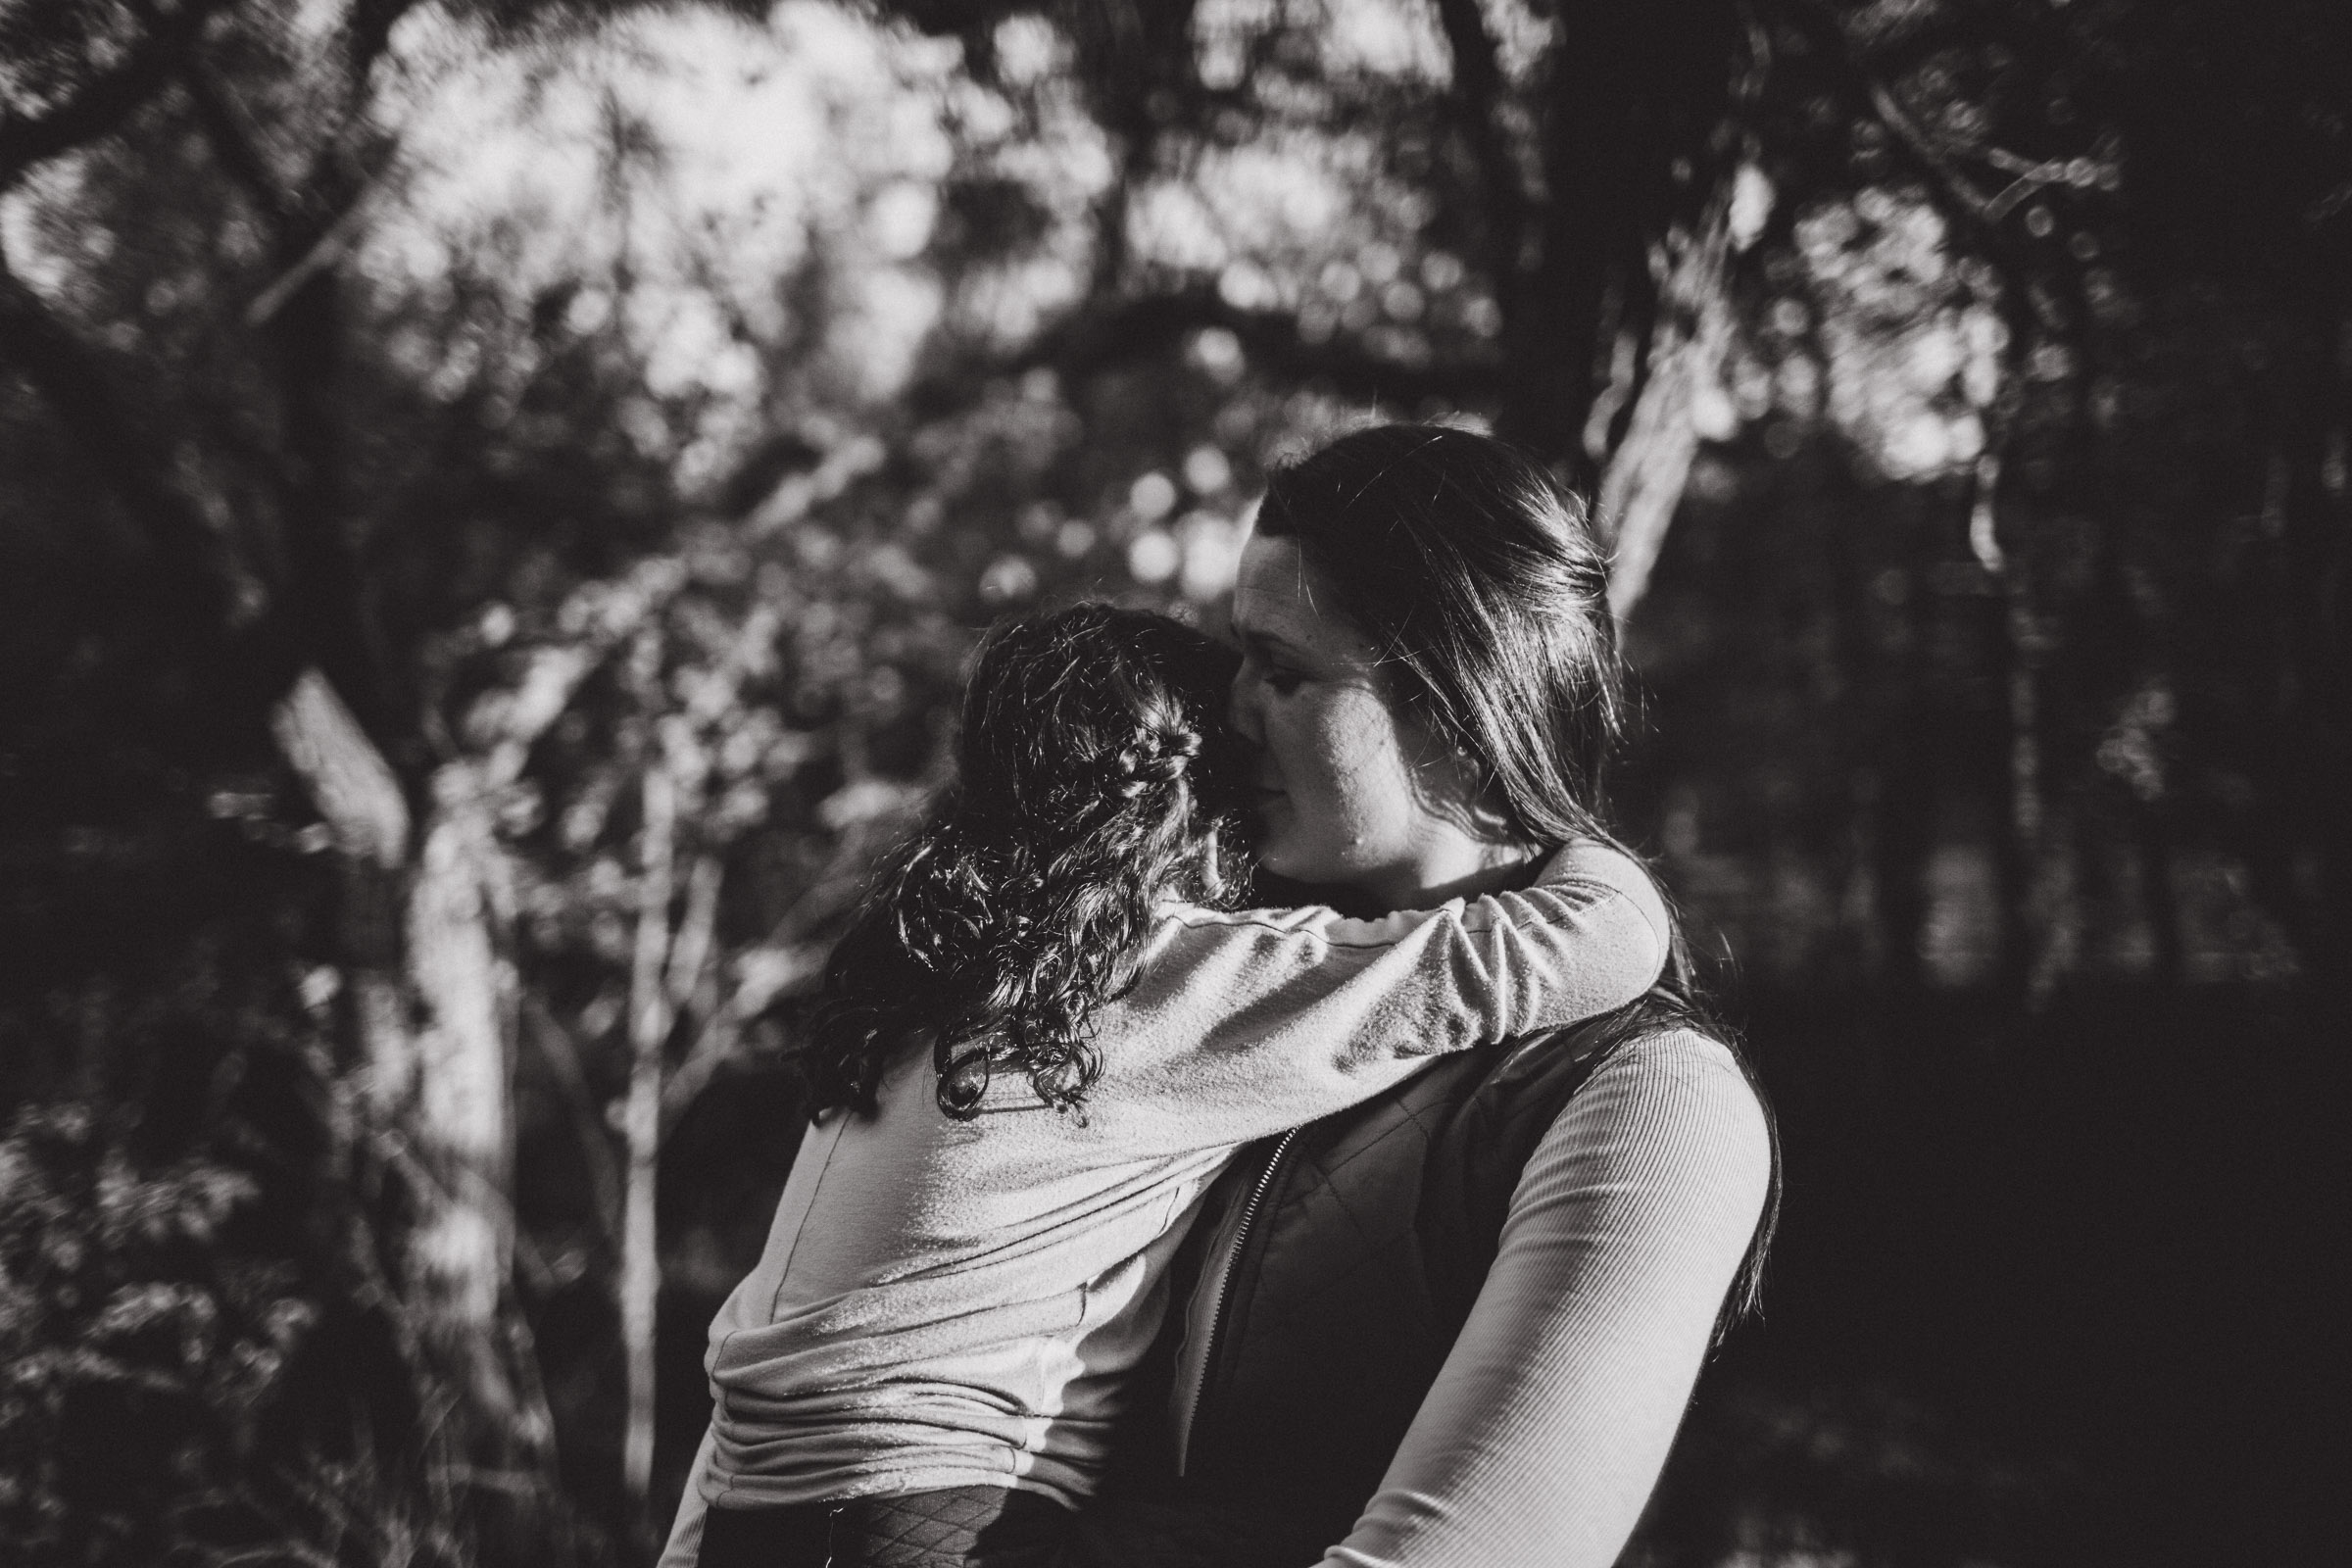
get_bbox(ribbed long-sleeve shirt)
[1313,1028,1771,1567]
[658,842,1669,1565]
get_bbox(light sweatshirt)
[659,840,1670,1562]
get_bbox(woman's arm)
[1079,842,1670,1152]
[1316,1031,1772,1568]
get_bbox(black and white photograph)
[0,2,2340,1565]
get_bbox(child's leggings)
[696,1486,1065,1567]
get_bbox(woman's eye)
[1238,645,1305,696]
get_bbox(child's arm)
[1077,840,1670,1152]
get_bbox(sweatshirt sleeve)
[654,1423,717,1568]
[1313,1031,1773,1568]
[1075,841,1669,1153]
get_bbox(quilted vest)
[1148,1002,1684,1561]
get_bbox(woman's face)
[1227,534,1527,909]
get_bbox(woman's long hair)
[1255,423,1626,850]
[1255,422,1781,1335]
[799,606,1248,1121]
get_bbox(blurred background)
[0,1,2342,1564]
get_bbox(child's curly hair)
[800,605,1249,1120]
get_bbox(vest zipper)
[1177,1125,1298,1475]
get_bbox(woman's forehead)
[1232,535,1367,657]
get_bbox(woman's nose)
[1227,662,1264,748]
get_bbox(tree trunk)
[2136,794,2185,986]
[622,765,677,1532]
[1597,170,1761,620]
[273,670,555,1492]
[406,768,547,1456]
[1876,590,1937,996]
[2248,323,2352,984]
[2,21,570,1532]
[270,668,415,1107]
[1973,450,2035,996]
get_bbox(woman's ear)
[1397,710,1512,839]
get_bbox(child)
[662,605,1671,1568]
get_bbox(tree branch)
[271,666,411,866]
[1865,77,1999,224]
[1431,0,1529,298]
[1789,0,2073,340]
[0,0,231,191]
[181,59,292,225]
[244,186,378,325]
[663,854,723,1015]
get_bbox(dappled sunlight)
[364,1,958,484]
[1312,0,1450,83]
[1732,189,2004,481]
[0,0,2335,1563]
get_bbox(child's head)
[949,604,1244,893]
[804,605,1247,1120]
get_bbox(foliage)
[0,970,467,1567]
[0,0,2342,1562]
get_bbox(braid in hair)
[800,606,1247,1120]
[1108,722,1202,798]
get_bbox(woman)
[656,604,1671,1568]
[1054,423,1779,1568]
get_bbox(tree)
[6,2,2341,1561]
[0,0,622,1547]
[869,0,1776,618]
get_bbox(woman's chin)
[1247,836,1375,909]
[1245,816,1312,880]
[1244,832,1319,894]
